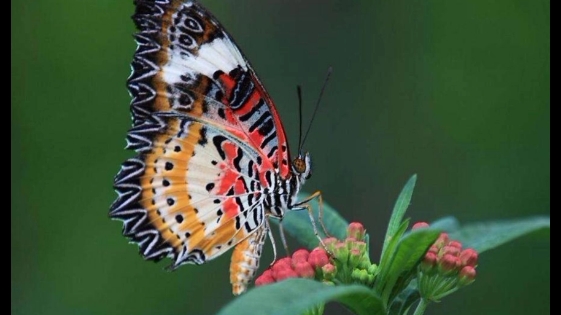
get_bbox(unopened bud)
[321,263,337,280]
[434,233,450,248]
[294,261,315,278]
[292,249,310,263]
[459,248,479,267]
[458,266,477,285]
[438,254,461,275]
[412,222,430,230]
[347,222,366,240]
[308,248,330,268]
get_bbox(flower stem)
[413,298,429,315]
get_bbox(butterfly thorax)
[265,152,312,217]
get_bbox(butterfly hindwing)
[111,116,268,266]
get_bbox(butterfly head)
[292,152,312,182]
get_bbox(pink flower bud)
[323,237,338,246]
[308,248,330,268]
[459,248,479,267]
[348,240,367,253]
[421,251,438,273]
[439,254,461,274]
[292,249,310,263]
[412,222,430,230]
[273,257,292,270]
[321,263,337,280]
[428,245,439,254]
[347,222,366,240]
[255,269,275,286]
[274,267,299,281]
[294,261,315,278]
[448,241,463,250]
[271,257,293,279]
[442,245,461,256]
[434,233,450,248]
[458,266,477,285]
[322,237,339,252]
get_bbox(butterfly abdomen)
[229,224,268,295]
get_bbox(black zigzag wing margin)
[110,157,173,262]
[127,0,171,127]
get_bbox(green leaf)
[382,175,417,258]
[376,220,411,292]
[450,216,550,253]
[217,279,385,315]
[377,229,441,307]
[274,192,349,249]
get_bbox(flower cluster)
[255,247,331,286]
[255,222,377,287]
[413,222,479,301]
[322,222,378,286]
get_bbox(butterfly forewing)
[128,0,290,175]
[111,0,295,289]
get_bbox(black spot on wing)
[249,111,272,133]
[213,70,224,80]
[212,135,227,160]
[198,127,208,146]
[235,216,241,229]
[239,99,264,122]
[217,108,226,119]
[258,118,274,136]
[247,160,254,178]
[233,147,243,172]
[175,215,184,223]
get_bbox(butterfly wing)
[128,0,291,176]
[111,117,267,265]
[111,0,291,271]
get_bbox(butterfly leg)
[264,215,291,268]
[314,191,332,238]
[291,208,326,249]
[278,218,291,255]
[265,218,279,267]
[292,190,332,238]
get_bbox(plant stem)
[413,298,429,315]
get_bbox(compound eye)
[292,158,306,174]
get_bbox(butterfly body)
[111,0,312,294]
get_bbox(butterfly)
[110,0,325,295]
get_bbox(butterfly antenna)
[297,85,304,153]
[301,67,333,148]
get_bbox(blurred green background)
[12,0,549,314]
